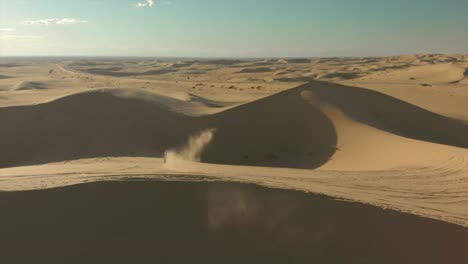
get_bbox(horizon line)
[1,53,466,60]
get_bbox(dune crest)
[1,80,467,170]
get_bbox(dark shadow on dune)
[70,61,108,67]
[0,75,12,79]
[316,57,343,63]
[274,71,290,76]
[86,67,123,72]
[201,87,338,169]
[369,64,410,72]
[188,93,227,108]
[320,72,360,80]
[193,59,244,66]
[172,62,193,68]
[0,63,23,67]
[302,81,468,148]
[0,91,198,168]
[84,68,136,76]
[249,61,275,67]
[360,58,381,64]
[184,70,207,75]
[0,181,467,263]
[82,68,178,77]
[140,68,178,75]
[0,88,338,169]
[286,58,311,63]
[15,81,48,91]
[236,67,274,73]
[275,76,317,82]
[275,69,304,75]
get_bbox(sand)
[1,54,467,232]
[1,181,467,263]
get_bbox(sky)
[1,0,467,57]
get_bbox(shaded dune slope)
[302,80,468,148]
[201,86,338,168]
[0,91,197,168]
[0,87,338,169]
[1,181,467,263]
[14,81,48,91]
[0,81,466,169]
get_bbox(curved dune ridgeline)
[0,80,467,169]
[301,81,468,148]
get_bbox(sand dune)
[14,81,48,91]
[187,93,234,108]
[318,72,360,80]
[286,58,311,63]
[201,84,337,169]
[1,55,468,231]
[0,90,197,168]
[83,67,179,77]
[109,88,235,114]
[237,67,275,73]
[60,54,467,85]
[0,84,337,169]
[274,76,317,82]
[1,80,466,171]
[359,63,465,84]
[302,81,468,148]
[0,63,23,67]
[461,68,468,83]
[1,181,467,263]
[195,59,245,65]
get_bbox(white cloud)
[136,0,155,8]
[22,18,88,25]
[0,28,16,32]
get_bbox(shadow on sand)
[0,180,467,263]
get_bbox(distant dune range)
[1,80,466,169]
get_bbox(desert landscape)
[2,0,468,261]
[0,54,468,261]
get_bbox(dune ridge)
[1,69,468,227]
[1,80,466,170]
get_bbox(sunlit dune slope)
[0,81,466,170]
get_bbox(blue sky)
[1,0,467,57]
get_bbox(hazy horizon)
[1,0,468,57]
